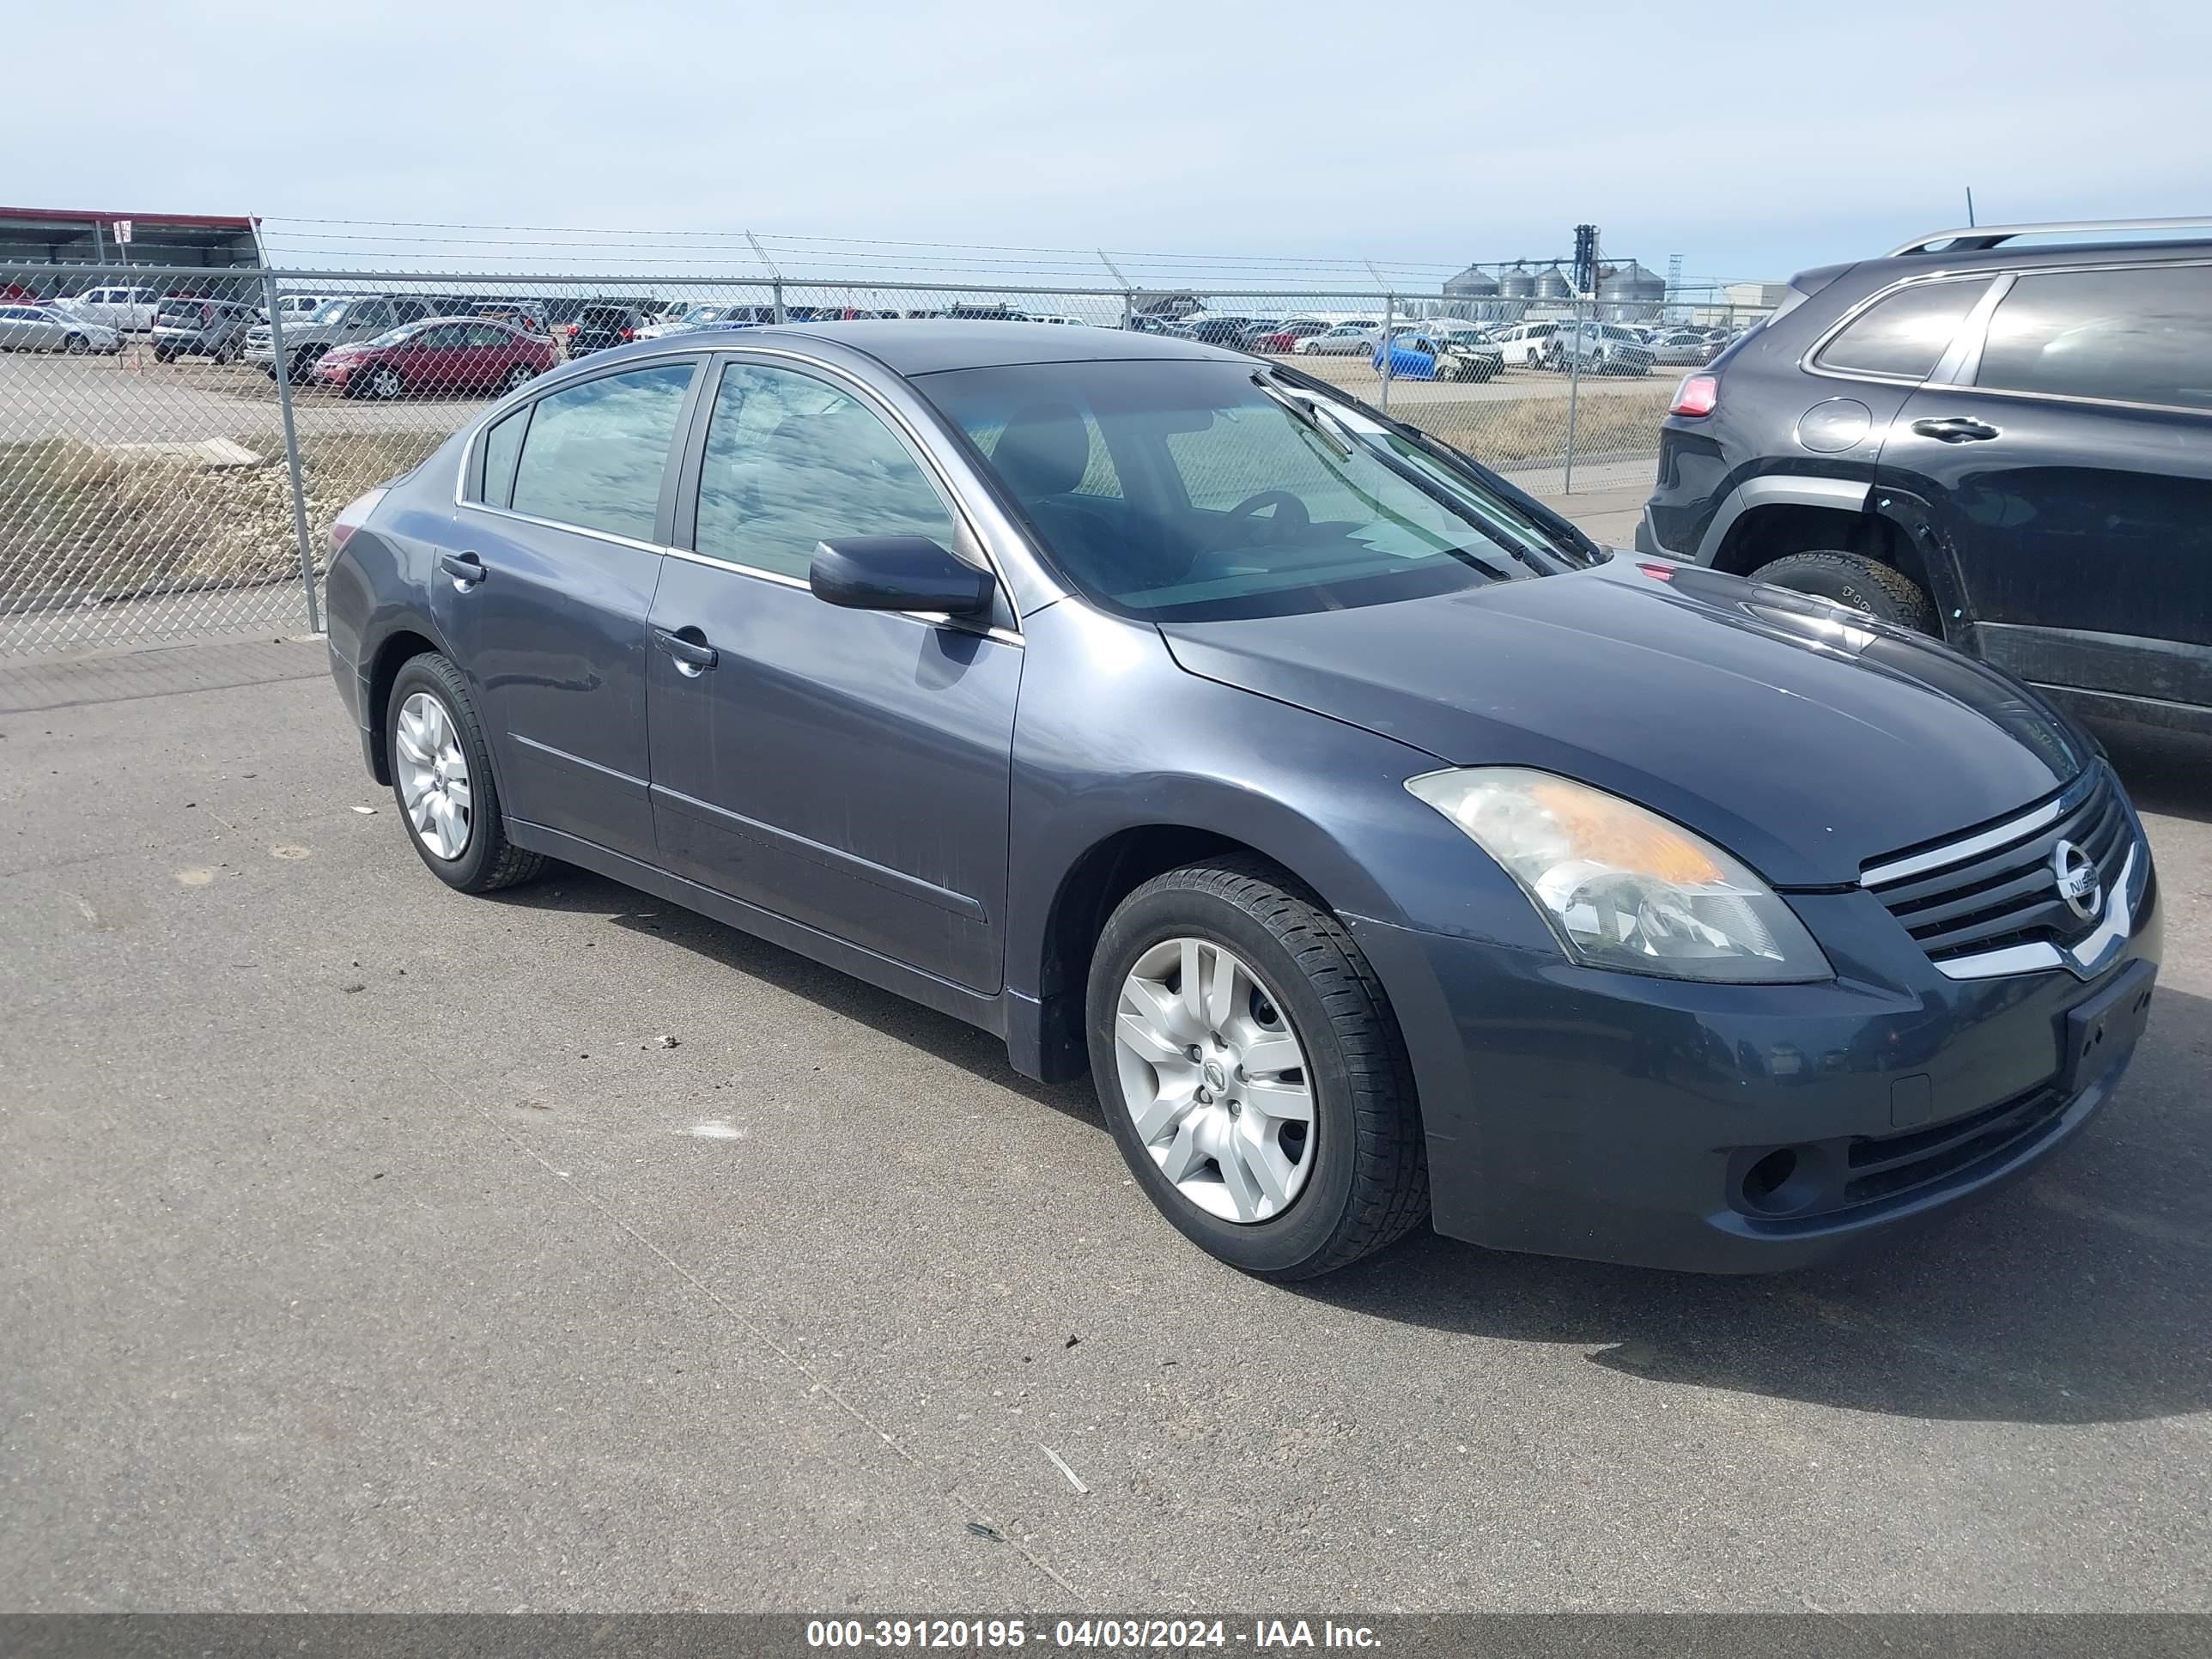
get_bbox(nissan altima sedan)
[324,324,2160,1280]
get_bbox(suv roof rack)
[1887,216,2212,257]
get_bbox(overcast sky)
[7,0,2207,286]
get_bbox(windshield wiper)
[1249,372,1353,459]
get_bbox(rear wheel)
[386,653,545,894]
[1751,550,1937,634]
[64,333,89,356]
[1087,858,1428,1279]
[501,361,536,392]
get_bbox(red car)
[1255,319,1330,353]
[314,317,557,400]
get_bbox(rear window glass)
[1974,265,2212,411]
[507,362,694,541]
[1815,278,1991,380]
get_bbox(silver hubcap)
[1113,937,1315,1224]
[394,691,471,860]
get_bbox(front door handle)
[1911,416,2001,444]
[440,551,486,587]
[653,626,719,675]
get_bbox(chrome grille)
[1862,768,2133,967]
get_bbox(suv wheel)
[1086,858,1429,1280]
[1752,551,1937,634]
[386,653,546,893]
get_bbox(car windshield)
[308,301,352,324]
[922,358,1577,623]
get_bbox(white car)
[0,303,123,354]
[1293,320,1383,356]
[1490,319,1565,368]
[57,285,163,333]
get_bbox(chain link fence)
[0,261,1774,658]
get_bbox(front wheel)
[1086,859,1427,1279]
[1752,550,1936,634]
[386,653,546,893]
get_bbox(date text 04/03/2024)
[805,1618,1382,1650]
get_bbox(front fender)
[1002,602,1559,1074]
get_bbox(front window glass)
[923,359,1570,623]
[310,300,351,324]
[1976,265,2212,410]
[507,362,695,541]
[695,362,959,580]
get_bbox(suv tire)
[1086,858,1429,1280]
[1752,551,1937,634]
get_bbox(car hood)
[1158,557,2088,887]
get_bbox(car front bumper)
[1346,882,2162,1273]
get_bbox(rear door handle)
[1911,416,2001,443]
[440,551,486,586]
[652,627,719,674]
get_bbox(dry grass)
[1413,384,1675,470]
[0,428,443,606]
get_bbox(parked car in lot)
[563,304,650,356]
[262,292,331,328]
[1375,332,1504,381]
[248,295,440,381]
[325,321,2160,1281]
[1650,329,1721,367]
[1639,216,2212,737]
[55,284,162,333]
[1294,321,1382,356]
[150,296,258,363]
[1251,319,1329,352]
[1545,321,1656,374]
[0,303,122,354]
[1490,319,1563,368]
[313,318,556,399]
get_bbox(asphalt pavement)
[3,605,2209,1612]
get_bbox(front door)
[645,356,1020,993]
[438,356,702,864]
[1882,261,2212,708]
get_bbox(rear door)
[1881,261,2212,708]
[440,356,703,862]
[645,353,1020,992]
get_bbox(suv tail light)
[331,486,388,551]
[1670,374,1718,417]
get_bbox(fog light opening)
[1737,1145,1826,1217]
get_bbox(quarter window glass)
[1976,266,2212,410]
[507,362,694,540]
[479,408,528,508]
[695,362,958,580]
[1815,278,1990,379]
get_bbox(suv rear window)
[1814,277,1990,380]
[1974,264,2212,411]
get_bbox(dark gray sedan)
[324,324,2160,1279]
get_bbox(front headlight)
[1406,767,1832,982]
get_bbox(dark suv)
[1638,217,2212,735]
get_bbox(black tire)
[385,653,546,894]
[64,333,89,356]
[152,345,174,363]
[501,362,536,392]
[1752,550,1937,634]
[1086,858,1428,1280]
[286,346,324,385]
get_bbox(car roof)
[743,319,1245,375]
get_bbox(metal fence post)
[1562,296,1583,496]
[1378,293,1393,413]
[261,271,322,634]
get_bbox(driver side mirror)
[811,536,995,618]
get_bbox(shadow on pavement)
[494,865,2207,1432]
[2095,719,2212,826]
